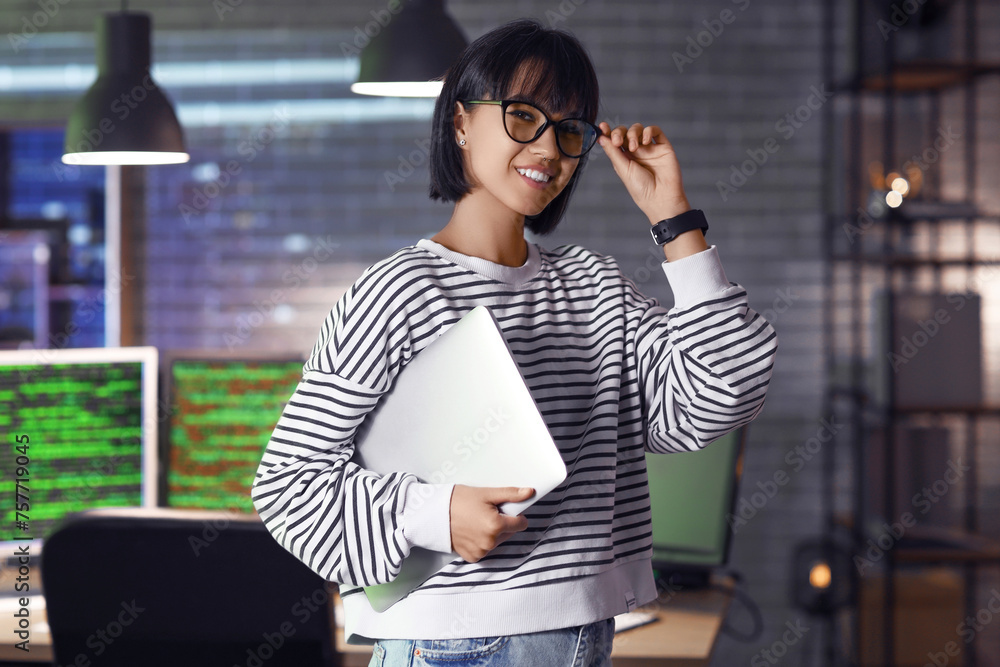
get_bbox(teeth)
[517,168,550,183]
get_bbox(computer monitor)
[646,426,747,587]
[0,346,159,553]
[163,352,305,513]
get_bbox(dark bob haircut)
[428,18,600,236]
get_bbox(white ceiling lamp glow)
[62,3,188,166]
[350,0,467,98]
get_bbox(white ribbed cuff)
[401,482,455,554]
[659,245,733,309]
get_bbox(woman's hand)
[598,122,692,223]
[449,484,534,563]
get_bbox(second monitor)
[163,352,305,513]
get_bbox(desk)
[1,584,732,667]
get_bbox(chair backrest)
[40,507,340,667]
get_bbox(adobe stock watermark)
[843,126,961,244]
[924,588,1000,667]
[886,269,995,374]
[886,298,957,373]
[716,84,831,202]
[55,73,169,176]
[51,390,176,507]
[59,451,140,507]
[7,0,73,53]
[612,576,686,649]
[544,0,587,27]
[672,0,752,73]
[13,267,136,375]
[405,406,511,511]
[213,0,246,20]
[727,416,842,533]
[750,619,810,666]
[49,600,145,665]
[236,583,335,667]
[877,0,933,41]
[224,234,339,350]
[854,458,970,575]
[758,287,799,324]
[625,244,671,288]
[339,0,406,57]
[188,508,245,556]
[180,106,292,225]
[384,137,430,192]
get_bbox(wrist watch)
[650,209,709,245]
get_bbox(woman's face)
[455,85,582,219]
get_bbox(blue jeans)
[368,618,615,667]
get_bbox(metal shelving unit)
[823,0,1000,664]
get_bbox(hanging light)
[350,0,467,98]
[62,6,188,166]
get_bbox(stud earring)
[459,139,466,146]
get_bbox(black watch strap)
[650,209,709,245]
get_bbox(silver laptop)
[350,305,567,612]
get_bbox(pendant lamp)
[350,0,467,98]
[62,8,188,166]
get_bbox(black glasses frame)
[461,99,600,158]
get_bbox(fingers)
[483,486,535,505]
[599,122,664,152]
[450,485,534,563]
[599,127,634,176]
[496,514,528,544]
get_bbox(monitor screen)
[646,427,746,575]
[0,346,159,548]
[165,354,304,513]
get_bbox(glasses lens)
[556,120,597,157]
[502,102,597,158]
[503,102,546,143]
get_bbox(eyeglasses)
[461,99,600,159]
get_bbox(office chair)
[40,508,341,667]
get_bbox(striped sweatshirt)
[251,237,777,644]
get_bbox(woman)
[252,18,777,667]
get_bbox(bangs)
[459,27,599,123]
[495,57,595,121]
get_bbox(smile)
[516,168,551,184]
[517,169,551,188]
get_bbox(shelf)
[830,253,1000,267]
[826,391,1000,419]
[832,521,1000,564]
[889,405,1000,416]
[825,4,995,664]
[827,206,999,226]
[894,527,1000,564]
[857,61,1000,93]
[891,201,992,221]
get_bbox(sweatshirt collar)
[416,238,541,286]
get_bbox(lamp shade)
[62,12,188,166]
[350,0,467,97]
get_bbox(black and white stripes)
[252,239,776,605]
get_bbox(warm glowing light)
[886,191,903,208]
[809,562,832,589]
[891,177,910,196]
